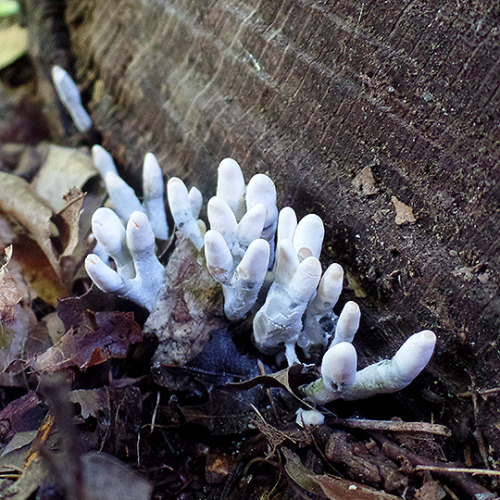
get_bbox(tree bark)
[26,0,500,458]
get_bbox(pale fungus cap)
[92,145,118,178]
[216,158,246,219]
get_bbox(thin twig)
[415,465,500,476]
[325,416,451,437]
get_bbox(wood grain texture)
[28,0,500,452]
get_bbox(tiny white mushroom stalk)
[51,65,93,133]
[85,209,165,311]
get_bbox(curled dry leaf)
[32,144,97,212]
[282,448,401,500]
[0,245,23,323]
[230,363,318,408]
[33,311,143,373]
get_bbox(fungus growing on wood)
[51,65,92,132]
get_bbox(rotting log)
[26,0,500,459]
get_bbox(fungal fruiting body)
[51,65,92,132]
[203,159,278,319]
[303,331,436,404]
[85,210,164,311]
[85,150,436,403]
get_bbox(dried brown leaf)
[0,245,23,322]
[282,448,402,500]
[230,363,318,408]
[0,172,59,275]
[32,145,97,212]
[33,311,143,373]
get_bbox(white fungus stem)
[341,330,437,400]
[51,65,92,132]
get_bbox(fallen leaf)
[0,245,23,323]
[32,145,97,212]
[0,25,27,70]
[33,311,143,373]
[0,172,60,278]
[391,196,416,225]
[230,363,318,408]
[0,391,43,444]
[282,448,402,500]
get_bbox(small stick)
[414,465,500,476]
[324,416,451,437]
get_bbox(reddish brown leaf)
[0,390,43,444]
[33,311,143,372]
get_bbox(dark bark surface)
[27,0,499,461]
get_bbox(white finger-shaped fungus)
[222,238,270,320]
[246,173,278,260]
[207,196,238,252]
[341,330,437,400]
[204,230,234,285]
[331,301,361,346]
[300,263,344,349]
[205,229,270,320]
[188,187,203,219]
[85,254,126,294]
[293,214,324,260]
[104,171,144,221]
[91,208,134,279]
[51,65,92,132]
[125,211,165,309]
[142,153,169,240]
[303,342,357,404]
[167,177,204,250]
[85,211,165,311]
[216,158,246,220]
[253,241,322,365]
[91,145,118,178]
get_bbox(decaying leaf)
[0,172,91,294]
[0,390,43,444]
[0,245,23,322]
[230,363,318,408]
[282,448,401,500]
[32,145,97,212]
[0,25,27,70]
[33,311,143,372]
[0,303,48,387]
[0,172,58,274]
